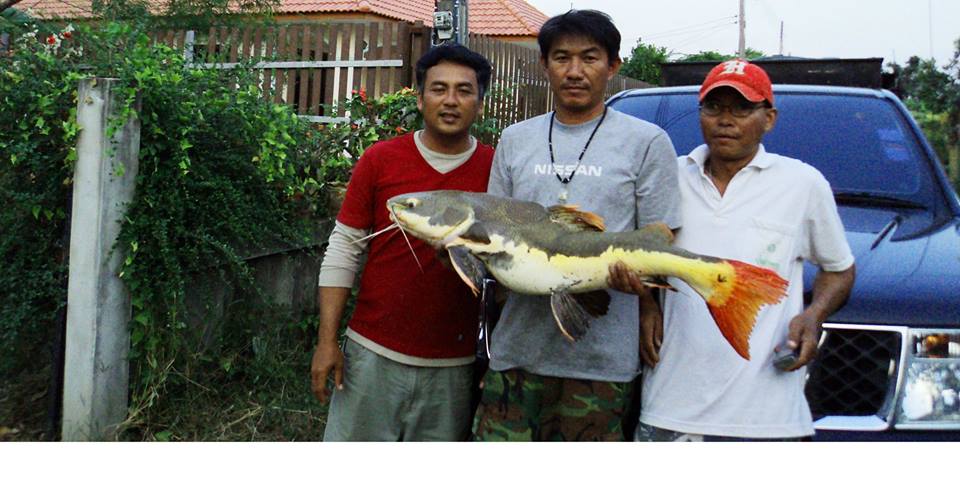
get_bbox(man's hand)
[607,262,649,295]
[608,262,664,367]
[781,265,855,372]
[639,294,663,368]
[782,309,821,371]
[311,339,344,403]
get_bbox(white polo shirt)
[640,144,855,438]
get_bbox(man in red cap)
[631,59,856,441]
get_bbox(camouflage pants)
[472,368,631,441]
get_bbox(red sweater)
[337,134,493,359]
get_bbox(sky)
[525,0,960,67]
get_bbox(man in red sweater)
[311,44,493,441]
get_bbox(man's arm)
[309,222,369,403]
[311,286,350,403]
[783,264,856,371]
[486,132,512,197]
[607,262,663,367]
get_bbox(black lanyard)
[548,106,608,185]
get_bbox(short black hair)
[538,10,621,64]
[415,43,493,99]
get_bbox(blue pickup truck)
[609,84,960,440]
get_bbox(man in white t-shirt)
[633,60,856,440]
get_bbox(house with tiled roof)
[17,0,548,46]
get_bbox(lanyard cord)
[548,106,608,185]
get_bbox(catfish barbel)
[386,190,788,360]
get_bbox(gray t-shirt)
[486,108,681,382]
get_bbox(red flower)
[351,124,358,130]
[61,32,73,39]
[359,88,367,101]
[46,35,57,45]
[395,126,405,134]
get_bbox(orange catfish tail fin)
[705,259,789,360]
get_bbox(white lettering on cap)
[721,61,747,75]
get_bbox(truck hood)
[805,206,960,327]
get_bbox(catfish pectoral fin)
[547,204,606,232]
[572,290,611,317]
[447,245,488,297]
[641,276,676,291]
[550,290,594,342]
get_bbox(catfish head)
[386,191,478,248]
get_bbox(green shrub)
[0,22,83,375]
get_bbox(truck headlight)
[895,330,960,428]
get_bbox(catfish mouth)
[386,196,474,246]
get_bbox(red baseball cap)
[699,59,774,105]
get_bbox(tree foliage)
[678,48,765,62]
[618,42,766,85]
[619,40,669,84]
[890,42,960,185]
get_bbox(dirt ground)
[0,364,54,442]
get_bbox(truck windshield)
[612,92,936,201]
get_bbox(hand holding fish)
[639,291,664,367]
[609,261,663,366]
[607,261,652,296]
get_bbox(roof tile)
[16,0,547,36]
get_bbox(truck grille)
[805,327,902,418]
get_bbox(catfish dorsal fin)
[638,222,674,245]
[547,205,606,232]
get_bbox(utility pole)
[779,21,784,55]
[737,0,746,59]
[432,0,469,47]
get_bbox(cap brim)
[699,80,765,103]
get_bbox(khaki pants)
[322,338,475,441]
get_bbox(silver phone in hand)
[773,346,799,371]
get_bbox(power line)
[669,23,738,52]
[644,19,738,43]
[641,15,738,39]
[642,16,737,40]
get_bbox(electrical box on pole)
[432,0,469,47]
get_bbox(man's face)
[700,87,777,164]
[542,35,621,116]
[417,61,482,139]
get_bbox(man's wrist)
[317,330,341,347]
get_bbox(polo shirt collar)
[684,143,774,176]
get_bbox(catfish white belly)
[470,236,609,295]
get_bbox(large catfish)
[386,190,788,360]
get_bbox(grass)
[1,307,330,442]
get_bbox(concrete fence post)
[61,78,141,441]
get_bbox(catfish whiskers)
[388,207,424,273]
[349,222,400,245]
